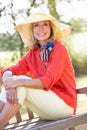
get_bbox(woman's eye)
[44,23,49,26]
[33,24,39,27]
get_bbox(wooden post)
[27,107,34,119]
[69,127,75,130]
[15,111,22,122]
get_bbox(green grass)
[0,51,20,68]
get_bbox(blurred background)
[0,0,87,85]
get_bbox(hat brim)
[14,13,71,46]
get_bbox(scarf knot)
[39,42,54,61]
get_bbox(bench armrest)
[77,87,87,95]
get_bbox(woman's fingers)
[6,89,18,104]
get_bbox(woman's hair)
[31,21,54,49]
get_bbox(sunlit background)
[0,0,87,76]
[0,0,87,33]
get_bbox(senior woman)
[0,13,77,129]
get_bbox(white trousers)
[0,86,73,120]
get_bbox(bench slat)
[27,113,87,130]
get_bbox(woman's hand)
[6,88,18,104]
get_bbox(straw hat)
[14,13,71,47]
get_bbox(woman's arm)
[20,77,44,89]
[3,75,44,90]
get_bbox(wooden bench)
[3,87,87,130]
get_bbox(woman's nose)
[38,25,44,31]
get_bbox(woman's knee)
[17,86,26,105]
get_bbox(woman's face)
[33,21,51,45]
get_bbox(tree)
[48,0,60,19]
[0,0,37,57]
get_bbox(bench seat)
[4,112,87,130]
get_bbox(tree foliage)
[70,18,87,32]
[48,0,60,19]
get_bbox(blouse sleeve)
[40,43,71,90]
[1,53,30,76]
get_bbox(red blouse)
[1,40,77,113]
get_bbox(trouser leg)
[26,88,74,120]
